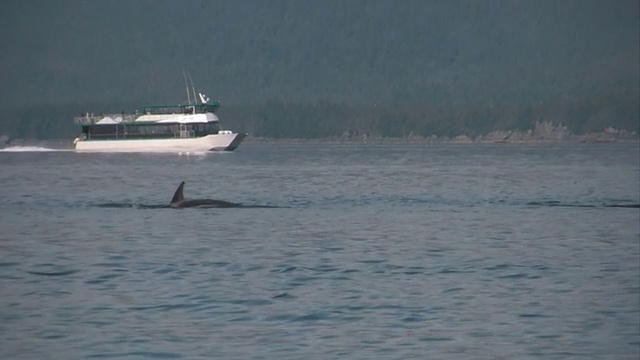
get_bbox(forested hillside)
[0,0,638,140]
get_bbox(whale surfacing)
[170,181,241,208]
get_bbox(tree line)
[1,1,637,111]
[1,88,636,142]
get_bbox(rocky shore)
[245,121,638,145]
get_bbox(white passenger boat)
[73,94,245,152]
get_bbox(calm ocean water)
[0,143,638,359]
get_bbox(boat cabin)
[79,121,221,140]
[75,102,223,140]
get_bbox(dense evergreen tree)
[0,0,637,140]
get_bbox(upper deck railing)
[141,101,220,115]
[73,101,221,125]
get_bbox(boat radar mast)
[182,70,200,104]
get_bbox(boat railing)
[74,113,137,125]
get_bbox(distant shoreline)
[243,135,639,145]
[243,122,638,145]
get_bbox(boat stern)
[206,131,246,151]
[222,132,246,151]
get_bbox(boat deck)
[74,114,137,125]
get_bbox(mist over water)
[0,143,638,359]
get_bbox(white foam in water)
[0,146,60,152]
[178,151,209,156]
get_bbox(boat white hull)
[74,133,245,153]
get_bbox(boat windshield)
[140,102,220,115]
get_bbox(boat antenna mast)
[182,70,191,104]
[187,71,197,104]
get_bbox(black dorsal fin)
[170,181,186,205]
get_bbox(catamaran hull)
[74,133,245,153]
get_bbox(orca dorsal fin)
[170,181,186,206]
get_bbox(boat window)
[186,123,220,136]
[84,123,182,139]
[82,122,221,139]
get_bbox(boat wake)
[96,202,281,209]
[0,146,64,152]
[524,200,640,209]
[95,199,639,210]
[97,203,170,209]
[95,198,640,209]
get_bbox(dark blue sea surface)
[1,143,638,359]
